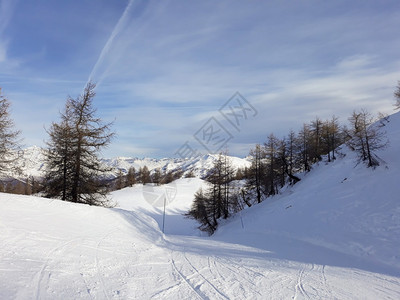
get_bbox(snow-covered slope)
[0,194,164,299]
[0,112,399,299]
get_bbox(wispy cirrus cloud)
[2,1,400,158]
[0,0,15,34]
[0,0,18,66]
[87,0,136,86]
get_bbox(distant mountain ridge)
[7,147,250,180]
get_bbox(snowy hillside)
[212,112,400,296]
[10,148,250,180]
[0,112,399,299]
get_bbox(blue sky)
[1,0,400,158]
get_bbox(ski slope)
[1,113,400,299]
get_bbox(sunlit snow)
[1,113,399,299]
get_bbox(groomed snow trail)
[1,193,399,299]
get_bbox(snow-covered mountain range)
[12,146,251,180]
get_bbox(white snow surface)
[1,113,400,299]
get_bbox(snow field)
[1,113,400,299]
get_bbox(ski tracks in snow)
[170,256,205,300]
[169,246,335,300]
[95,231,114,300]
[182,252,229,299]
[294,264,312,300]
[167,246,283,299]
[293,263,333,300]
[29,226,336,300]
[34,238,87,300]
[169,249,231,300]
[209,257,263,297]
[34,228,131,300]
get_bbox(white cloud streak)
[87,0,136,86]
[0,0,15,33]
[0,0,17,63]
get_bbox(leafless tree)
[0,88,21,175]
[187,152,235,234]
[394,81,400,110]
[347,109,388,167]
[44,82,115,205]
[245,144,265,204]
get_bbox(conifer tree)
[187,153,235,234]
[347,109,387,167]
[394,81,400,110]
[296,124,312,172]
[126,167,136,186]
[321,116,342,162]
[186,189,217,234]
[309,116,323,162]
[281,130,301,184]
[0,88,21,175]
[24,178,32,195]
[44,82,114,205]
[152,168,162,185]
[30,176,40,194]
[44,105,74,200]
[245,144,265,204]
[139,166,151,184]
[276,138,288,188]
[115,170,124,190]
[264,133,280,196]
[160,170,174,184]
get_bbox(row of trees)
[113,166,186,191]
[187,107,389,234]
[187,153,241,234]
[0,177,41,195]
